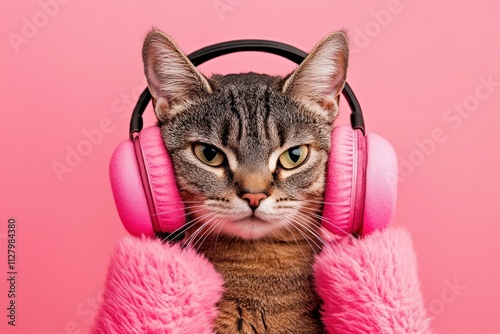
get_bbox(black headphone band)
[129,39,365,139]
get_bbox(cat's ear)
[282,31,348,117]
[142,30,212,121]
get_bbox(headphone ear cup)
[136,126,186,234]
[361,133,398,235]
[109,126,185,237]
[110,139,155,237]
[322,126,398,236]
[322,125,363,236]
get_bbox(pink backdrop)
[1,0,499,333]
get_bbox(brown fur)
[194,227,326,334]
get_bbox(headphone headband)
[130,39,365,139]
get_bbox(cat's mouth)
[215,209,283,239]
[228,216,277,239]
[235,215,267,224]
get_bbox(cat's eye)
[193,143,225,167]
[278,145,309,169]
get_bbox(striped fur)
[198,232,325,334]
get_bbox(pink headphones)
[109,40,398,238]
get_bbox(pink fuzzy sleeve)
[314,227,433,334]
[90,236,224,334]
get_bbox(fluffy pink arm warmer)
[90,236,224,334]
[314,227,433,333]
[91,228,431,333]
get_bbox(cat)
[142,29,348,334]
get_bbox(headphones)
[109,40,398,238]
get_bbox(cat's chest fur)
[195,233,326,334]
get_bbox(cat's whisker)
[292,213,337,251]
[183,221,210,249]
[277,218,309,264]
[289,211,331,241]
[195,219,224,253]
[286,222,320,256]
[157,218,202,244]
[184,212,219,250]
[297,207,356,239]
[209,220,226,254]
[293,223,332,255]
[183,226,205,250]
[290,216,327,249]
[278,213,323,254]
[155,205,219,240]
[299,218,342,249]
[173,212,216,246]
[294,210,345,242]
[156,210,215,241]
[192,215,222,251]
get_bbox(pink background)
[1,0,499,333]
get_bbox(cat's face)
[143,31,348,240]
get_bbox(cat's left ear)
[282,31,349,117]
[142,30,212,121]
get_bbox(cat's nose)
[241,193,267,210]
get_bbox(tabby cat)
[142,29,348,334]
